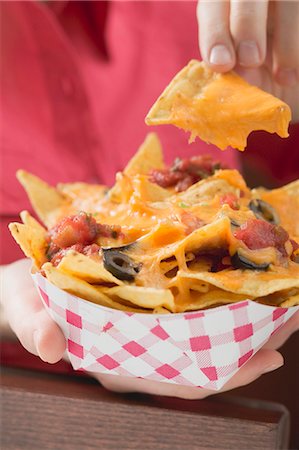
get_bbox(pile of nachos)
[10,130,299,313]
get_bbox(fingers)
[96,372,209,400]
[230,0,268,67]
[197,0,236,72]
[221,348,284,392]
[279,83,299,122]
[94,348,283,400]
[3,259,66,363]
[198,0,299,87]
[197,0,268,71]
[263,311,299,350]
[272,1,299,87]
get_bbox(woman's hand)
[197,0,299,121]
[1,257,298,399]
[1,259,66,363]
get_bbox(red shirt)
[1,1,298,264]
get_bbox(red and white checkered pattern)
[33,273,298,390]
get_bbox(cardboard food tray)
[33,272,298,391]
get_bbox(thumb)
[221,348,284,392]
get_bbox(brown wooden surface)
[1,366,290,450]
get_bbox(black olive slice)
[102,247,141,281]
[249,199,280,225]
[231,252,269,271]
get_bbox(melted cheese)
[146,60,291,151]
[259,185,299,237]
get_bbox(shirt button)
[60,76,75,97]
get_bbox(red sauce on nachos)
[46,212,121,265]
[234,219,290,255]
[149,155,222,192]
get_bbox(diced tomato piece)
[47,212,121,264]
[219,193,239,210]
[149,169,183,188]
[49,212,99,249]
[234,219,289,253]
[149,155,223,192]
[173,155,220,175]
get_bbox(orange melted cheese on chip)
[257,181,299,239]
[146,60,291,151]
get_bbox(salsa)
[149,155,222,192]
[46,212,121,265]
[50,243,101,266]
[234,219,290,255]
[49,212,99,248]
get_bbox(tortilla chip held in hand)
[145,60,291,151]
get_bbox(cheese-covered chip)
[146,60,291,151]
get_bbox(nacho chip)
[123,132,164,176]
[17,170,66,227]
[9,211,48,269]
[280,294,299,308]
[159,217,232,262]
[174,171,242,206]
[102,285,175,311]
[109,133,164,202]
[145,60,291,151]
[153,306,172,314]
[43,263,138,311]
[57,182,107,200]
[108,172,134,204]
[183,288,249,311]
[57,182,108,214]
[160,253,195,276]
[257,180,299,238]
[57,250,124,285]
[131,175,171,202]
[256,288,299,307]
[177,264,299,298]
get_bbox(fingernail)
[210,45,233,66]
[262,360,284,374]
[276,68,297,87]
[238,40,260,67]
